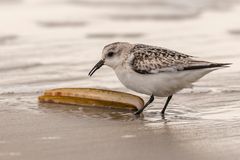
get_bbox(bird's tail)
[183,62,231,70]
[210,63,231,67]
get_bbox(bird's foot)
[134,109,143,115]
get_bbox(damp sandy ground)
[0,0,240,160]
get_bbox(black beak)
[88,59,104,76]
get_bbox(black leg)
[134,95,154,115]
[161,95,173,115]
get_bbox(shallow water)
[0,0,240,160]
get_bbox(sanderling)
[88,42,231,115]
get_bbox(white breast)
[114,65,216,97]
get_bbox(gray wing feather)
[129,44,229,74]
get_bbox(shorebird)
[88,42,230,115]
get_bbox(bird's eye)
[107,52,114,57]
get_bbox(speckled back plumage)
[129,44,226,74]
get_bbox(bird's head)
[88,42,133,76]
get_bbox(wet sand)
[0,0,240,159]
